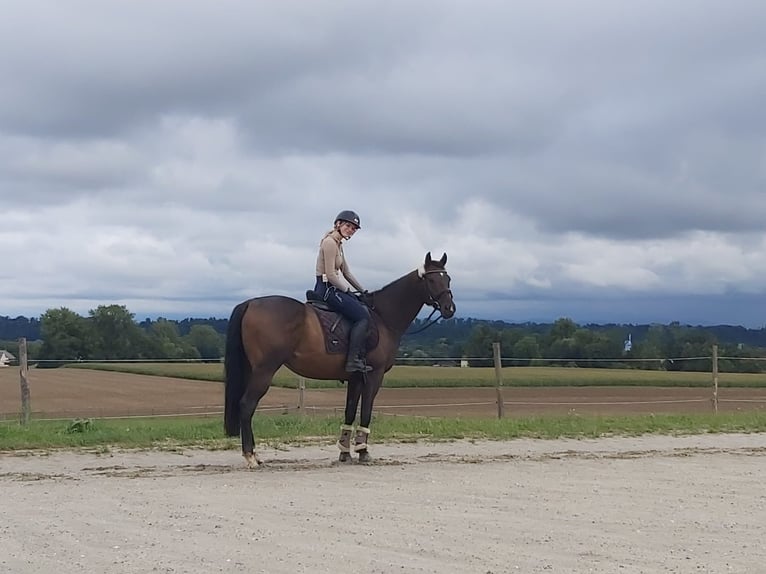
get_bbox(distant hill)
[0,316,41,341]
[401,317,766,349]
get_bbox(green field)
[63,362,766,388]
[2,411,766,452]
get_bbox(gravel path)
[2,433,765,573]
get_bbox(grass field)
[3,365,766,451]
[3,411,766,451]
[63,362,766,388]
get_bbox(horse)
[224,252,455,467]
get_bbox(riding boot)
[345,318,372,373]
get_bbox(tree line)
[400,317,766,373]
[1,308,765,372]
[1,306,225,367]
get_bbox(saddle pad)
[308,305,380,355]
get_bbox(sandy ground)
[2,368,766,420]
[1,433,765,573]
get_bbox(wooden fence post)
[19,337,30,425]
[298,376,306,414]
[711,344,719,414]
[493,342,505,419]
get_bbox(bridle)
[422,269,452,311]
[406,268,453,335]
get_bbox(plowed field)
[2,368,766,419]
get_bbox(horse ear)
[439,253,447,266]
[425,252,432,265]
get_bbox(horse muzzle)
[431,290,456,319]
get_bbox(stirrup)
[345,358,372,373]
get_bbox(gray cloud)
[1,0,765,326]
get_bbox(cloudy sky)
[1,0,765,327]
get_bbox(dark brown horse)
[224,252,455,467]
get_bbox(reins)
[405,307,443,335]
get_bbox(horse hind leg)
[239,368,274,468]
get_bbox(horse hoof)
[357,450,372,464]
[244,453,262,469]
[338,452,352,463]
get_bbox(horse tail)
[224,300,250,436]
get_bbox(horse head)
[419,252,456,319]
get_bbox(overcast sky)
[1,0,765,327]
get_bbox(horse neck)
[373,271,425,335]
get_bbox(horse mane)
[368,260,445,335]
[374,258,447,295]
[374,269,418,295]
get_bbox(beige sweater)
[315,230,364,293]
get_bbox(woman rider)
[314,210,372,373]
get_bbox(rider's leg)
[321,286,372,373]
[345,317,372,373]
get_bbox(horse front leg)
[355,372,382,464]
[338,375,363,462]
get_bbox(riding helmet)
[335,210,361,228]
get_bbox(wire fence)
[3,342,766,422]
[7,393,765,423]
[4,355,766,368]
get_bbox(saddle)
[305,291,379,355]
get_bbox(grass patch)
[1,411,765,452]
[63,363,766,388]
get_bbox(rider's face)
[339,221,359,238]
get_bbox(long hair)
[223,300,250,436]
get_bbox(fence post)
[19,337,30,425]
[298,376,306,414]
[711,344,719,414]
[493,342,505,419]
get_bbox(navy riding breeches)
[313,277,370,323]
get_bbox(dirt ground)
[2,369,766,572]
[2,367,766,420]
[1,434,765,573]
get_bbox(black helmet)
[335,210,361,228]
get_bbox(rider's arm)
[341,263,364,292]
[319,236,353,292]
